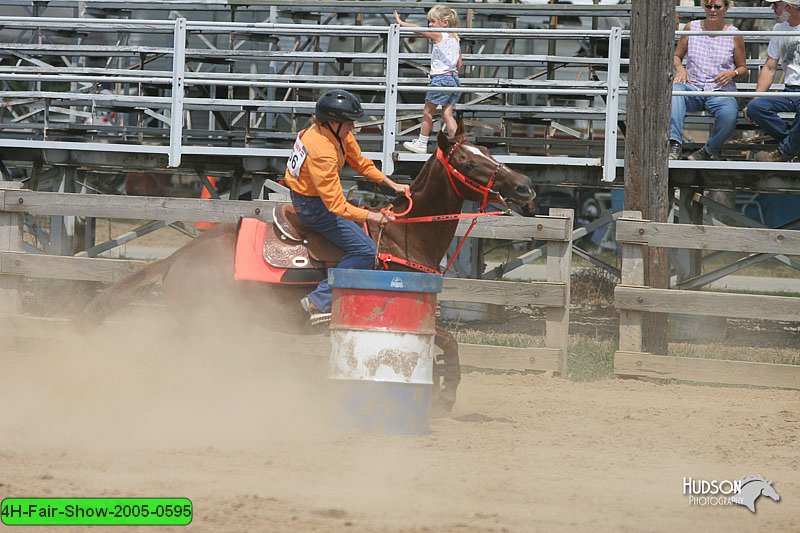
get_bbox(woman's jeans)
[290,191,376,312]
[670,83,739,155]
[747,86,800,156]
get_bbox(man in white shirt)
[746,0,800,161]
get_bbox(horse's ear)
[437,118,467,150]
[436,129,450,151]
[454,118,465,138]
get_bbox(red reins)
[380,190,413,219]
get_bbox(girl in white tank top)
[394,6,463,154]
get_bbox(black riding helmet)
[315,89,368,123]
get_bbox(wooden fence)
[614,210,800,390]
[0,182,575,375]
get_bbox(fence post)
[546,208,573,377]
[0,181,24,313]
[618,210,644,353]
[602,25,622,183]
[381,23,401,176]
[168,17,187,168]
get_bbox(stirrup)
[309,312,331,326]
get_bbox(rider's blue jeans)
[747,86,800,157]
[670,83,739,155]
[291,191,375,313]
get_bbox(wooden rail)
[0,182,574,374]
[614,211,800,390]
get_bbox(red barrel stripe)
[330,289,437,333]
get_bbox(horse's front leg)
[434,326,461,411]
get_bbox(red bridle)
[436,138,509,211]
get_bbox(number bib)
[287,133,308,178]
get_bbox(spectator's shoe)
[754,149,794,162]
[403,139,428,154]
[668,140,682,160]
[687,147,721,161]
[300,296,331,326]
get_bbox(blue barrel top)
[329,269,443,294]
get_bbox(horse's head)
[435,126,535,213]
[761,481,780,502]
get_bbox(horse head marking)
[731,475,781,513]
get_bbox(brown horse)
[77,128,535,410]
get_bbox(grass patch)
[452,329,615,381]
[702,287,800,298]
[702,251,800,279]
[670,342,800,366]
[567,335,615,381]
[453,329,544,349]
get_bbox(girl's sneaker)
[403,139,428,154]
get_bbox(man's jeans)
[747,86,800,156]
[670,83,739,155]
[291,191,375,312]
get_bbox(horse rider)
[284,89,410,321]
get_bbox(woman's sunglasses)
[704,4,725,10]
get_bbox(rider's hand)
[383,176,410,196]
[367,210,394,224]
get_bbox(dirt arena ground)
[1,308,797,533]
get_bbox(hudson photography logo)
[683,475,781,512]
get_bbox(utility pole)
[623,0,675,355]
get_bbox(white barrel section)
[330,330,436,384]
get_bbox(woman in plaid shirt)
[669,0,746,161]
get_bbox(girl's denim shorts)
[426,74,460,107]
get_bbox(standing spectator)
[670,0,745,161]
[746,0,800,162]
[394,6,462,154]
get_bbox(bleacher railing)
[2,16,799,181]
[0,16,626,180]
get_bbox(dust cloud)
[1,290,798,532]
[0,305,334,453]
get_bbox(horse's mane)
[740,475,768,486]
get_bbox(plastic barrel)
[328,268,443,435]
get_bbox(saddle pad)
[235,217,315,284]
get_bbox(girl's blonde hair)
[427,5,460,40]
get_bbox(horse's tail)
[74,254,178,331]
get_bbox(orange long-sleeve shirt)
[283,123,386,223]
